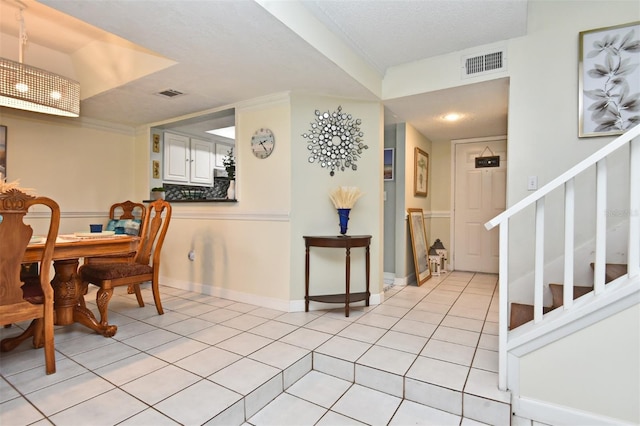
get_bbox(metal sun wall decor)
[302,105,368,176]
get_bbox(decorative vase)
[227,180,236,199]
[337,208,350,235]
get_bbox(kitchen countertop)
[143,198,237,203]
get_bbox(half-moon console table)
[304,235,372,317]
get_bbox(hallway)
[0,271,509,425]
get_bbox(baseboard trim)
[162,276,382,313]
[514,395,636,425]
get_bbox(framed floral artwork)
[579,21,640,137]
[414,147,428,196]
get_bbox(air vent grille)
[461,49,506,78]
[157,89,184,98]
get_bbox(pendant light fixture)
[0,6,79,117]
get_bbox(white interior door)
[453,138,507,273]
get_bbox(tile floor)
[0,271,511,425]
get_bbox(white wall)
[3,91,384,311]
[379,2,640,420]
[290,94,384,303]
[401,123,432,282]
[520,304,640,424]
[1,110,138,234]
[429,140,452,263]
[159,95,294,308]
[383,125,398,275]
[382,0,639,293]
[504,0,637,289]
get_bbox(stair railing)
[485,124,640,391]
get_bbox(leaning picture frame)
[414,147,428,196]
[384,148,394,181]
[0,125,6,179]
[407,208,431,286]
[579,21,640,138]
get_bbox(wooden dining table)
[1,234,139,352]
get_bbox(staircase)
[509,263,627,330]
[484,124,640,424]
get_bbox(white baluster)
[534,198,545,323]
[564,179,575,310]
[498,221,508,391]
[629,137,640,278]
[594,159,607,294]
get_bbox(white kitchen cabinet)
[163,132,214,185]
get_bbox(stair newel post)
[498,222,509,391]
[534,198,545,323]
[594,159,608,294]
[629,137,640,278]
[563,179,575,310]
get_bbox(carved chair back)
[0,189,60,374]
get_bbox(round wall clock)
[251,128,275,159]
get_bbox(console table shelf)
[304,235,371,317]
[307,292,369,304]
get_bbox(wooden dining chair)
[0,189,60,374]
[78,199,171,330]
[84,200,146,265]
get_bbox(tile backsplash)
[163,180,230,200]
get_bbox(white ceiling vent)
[461,49,506,78]
[156,89,184,98]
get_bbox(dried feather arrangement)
[0,173,34,194]
[329,186,363,209]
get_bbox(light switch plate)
[528,176,538,191]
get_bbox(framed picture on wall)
[152,134,160,153]
[0,125,6,179]
[407,208,431,286]
[152,160,160,179]
[414,147,428,196]
[384,148,394,181]
[579,21,640,138]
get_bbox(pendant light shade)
[0,57,80,117]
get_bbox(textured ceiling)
[302,0,528,74]
[0,0,528,142]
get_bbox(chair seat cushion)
[21,277,44,304]
[81,263,153,281]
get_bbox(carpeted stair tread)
[509,302,554,330]
[548,283,593,308]
[589,263,628,283]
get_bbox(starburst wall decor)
[302,106,368,176]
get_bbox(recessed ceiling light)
[206,126,235,139]
[443,113,462,122]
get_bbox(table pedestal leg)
[0,320,39,352]
[52,259,117,337]
[345,247,351,317]
[52,259,81,325]
[305,246,310,312]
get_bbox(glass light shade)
[0,58,79,117]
